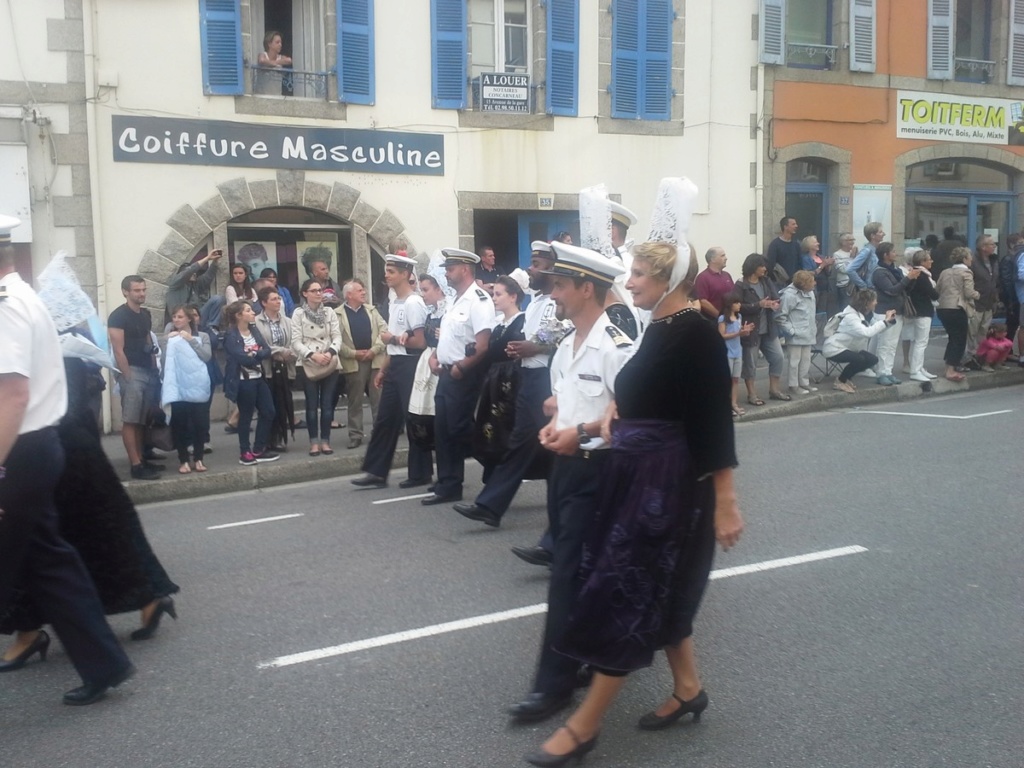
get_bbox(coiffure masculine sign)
[112,115,445,176]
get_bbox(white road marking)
[372,493,433,505]
[852,409,1012,420]
[258,544,868,669]
[207,513,304,530]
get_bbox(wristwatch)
[576,423,591,444]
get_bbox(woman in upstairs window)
[256,30,292,96]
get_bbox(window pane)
[787,0,828,45]
[955,0,990,60]
[505,26,527,71]
[786,160,829,183]
[504,0,526,25]
[470,22,496,76]
[469,0,495,23]
[906,160,1012,191]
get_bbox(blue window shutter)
[546,0,579,116]
[338,0,375,104]
[641,0,672,120]
[199,0,243,95]
[611,0,640,118]
[431,0,467,109]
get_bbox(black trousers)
[937,307,969,366]
[362,355,433,481]
[1005,299,1020,347]
[433,368,482,498]
[170,401,210,463]
[475,367,551,517]
[0,428,130,685]
[827,349,878,382]
[532,451,608,696]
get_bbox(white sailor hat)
[608,201,637,228]
[0,214,21,245]
[530,240,553,255]
[544,242,625,285]
[441,247,480,266]
[384,252,419,268]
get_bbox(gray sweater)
[871,265,911,315]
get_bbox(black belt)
[570,448,609,460]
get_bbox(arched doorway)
[785,158,832,246]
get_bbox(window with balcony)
[954,0,994,83]
[759,0,840,71]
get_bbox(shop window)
[199,0,375,103]
[759,0,838,71]
[610,0,674,120]
[431,0,578,115]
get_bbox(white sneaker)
[923,370,938,379]
[859,369,878,378]
[804,386,818,392]
[909,372,931,382]
[789,387,806,395]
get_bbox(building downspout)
[82,0,112,433]
[754,62,766,252]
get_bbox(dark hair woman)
[254,286,297,451]
[225,263,257,304]
[290,278,342,456]
[222,300,278,464]
[735,253,786,405]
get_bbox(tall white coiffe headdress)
[646,177,699,294]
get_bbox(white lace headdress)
[36,251,97,332]
[646,177,699,293]
[578,184,617,262]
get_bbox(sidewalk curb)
[125,369,1022,505]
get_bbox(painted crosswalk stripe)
[208,513,304,530]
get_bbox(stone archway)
[765,142,853,248]
[893,144,1024,245]
[135,170,413,311]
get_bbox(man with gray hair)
[832,233,856,311]
[967,233,998,367]
[693,246,735,320]
[845,222,886,290]
[335,278,386,449]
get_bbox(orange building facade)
[759,0,1024,254]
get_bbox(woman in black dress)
[526,242,744,766]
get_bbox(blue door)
[516,213,580,269]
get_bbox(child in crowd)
[719,292,755,417]
[776,270,819,395]
[976,323,1013,370]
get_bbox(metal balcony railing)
[787,43,838,70]
[250,66,330,100]
[954,57,995,83]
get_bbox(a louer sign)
[896,89,1024,146]
[112,115,445,175]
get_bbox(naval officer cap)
[441,247,480,267]
[383,252,419,268]
[608,201,637,228]
[544,242,625,285]
[0,214,21,245]
[530,240,553,256]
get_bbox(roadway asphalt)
[2,389,1022,767]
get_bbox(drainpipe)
[754,62,766,253]
[82,0,112,433]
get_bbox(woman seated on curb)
[822,288,897,393]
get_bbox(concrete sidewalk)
[106,331,1024,505]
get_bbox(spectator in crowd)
[718,291,754,417]
[222,300,279,465]
[1000,233,1024,356]
[254,286,296,452]
[108,275,161,480]
[337,278,387,450]
[225,264,257,304]
[553,231,573,244]
[304,258,342,309]
[936,247,980,382]
[161,305,212,474]
[831,233,856,312]
[255,30,293,95]
[291,279,342,456]
[931,225,962,278]
[846,222,886,291]
[693,246,735,321]
[799,235,834,313]
[766,216,801,284]
[976,323,1013,370]
[165,249,221,323]
[776,270,818,395]
[259,267,296,316]
[736,253,787,405]
[923,233,940,255]
[476,245,500,292]
[904,249,940,382]
[967,233,998,366]
[871,242,922,385]
[823,289,896,393]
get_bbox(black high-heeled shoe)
[637,689,708,730]
[0,630,50,672]
[130,596,177,641]
[524,725,598,767]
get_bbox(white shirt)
[436,284,496,365]
[387,293,427,356]
[833,248,853,286]
[549,311,633,450]
[521,293,559,369]
[0,273,68,434]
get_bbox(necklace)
[650,307,698,325]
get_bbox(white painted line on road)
[709,545,867,580]
[852,409,1012,420]
[372,493,433,505]
[258,544,868,669]
[208,513,304,530]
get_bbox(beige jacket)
[335,302,388,373]
[936,265,979,317]
[254,311,296,379]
